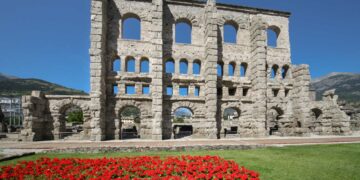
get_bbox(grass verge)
[1,143,359,180]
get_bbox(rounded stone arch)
[221,102,242,114]
[171,101,201,118]
[116,100,151,119]
[121,12,146,22]
[281,64,291,79]
[217,15,245,27]
[172,12,199,26]
[50,99,91,140]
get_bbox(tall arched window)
[140,58,149,73]
[165,59,175,74]
[228,62,236,76]
[267,26,280,47]
[271,65,279,79]
[240,63,248,77]
[122,15,141,40]
[282,65,289,79]
[126,57,135,72]
[175,19,192,44]
[179,59,188,74]
[224,22,238,43]
[112,57,121,72]
[217,62,224,77]
[193,60,201,75]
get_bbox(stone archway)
[172,107,194,139]
[51,99,91,140]
[119,106,141,140]
[266,107,284,136]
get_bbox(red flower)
[0,156,260,180]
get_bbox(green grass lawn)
[1,143,360,180]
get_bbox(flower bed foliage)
[0,155,260,180]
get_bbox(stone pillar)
[89,0,108,141]
[249,16,268,136]
[292,65,312,134]
[201,0,218,139]
[188,61,193,75]
[150,0,164,140]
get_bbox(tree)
[66,111,83,123]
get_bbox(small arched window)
[217,62,224,77]
[267,26,280,47]
[122,15,141,40]
[224,22,238,43]
[240,63,248,77]
[175,20,192,44]
[112,57,121,72]
[126,57,135,72]
[228,62,236,76]
[140,58,150,73]
[223,107,240,120]
[193,60,201,75]
[271,65,279,79]
[282,65,289,79]
[179,59,188,74]
[165,59,175,74]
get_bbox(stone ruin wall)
[20,0,352,141]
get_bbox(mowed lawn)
[1,143,359,180]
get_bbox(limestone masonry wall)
[21,0,352,141]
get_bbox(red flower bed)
[0,155,260,180]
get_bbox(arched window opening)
[223,107,240,121]
[120,106,141,139]
[140,58,150,73]
[175,20,192,44]
[271,65,279,79]
[173,107,193,139]
[179,59,188,74]
[126,57,135,72]
[224,22,238,43]
[282,65,289,79]
[267,107,284,135]
[267,26,280,47]
[193,60,201,75]
[240,63,248,77]
[122,15,141,40]
[217,62,224,77]
[173,107,193,123]
[228,62,236,77]
[165,59,175,74]
[112,57,121,72]
[59,105,84,139]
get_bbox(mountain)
[311,72,360,103]
[0,73,88,96]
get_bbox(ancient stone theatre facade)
[20,0,351,141]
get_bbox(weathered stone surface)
[20,0,353,141]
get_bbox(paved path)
[1,136,360,150]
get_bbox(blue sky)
[0,0,359,93]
